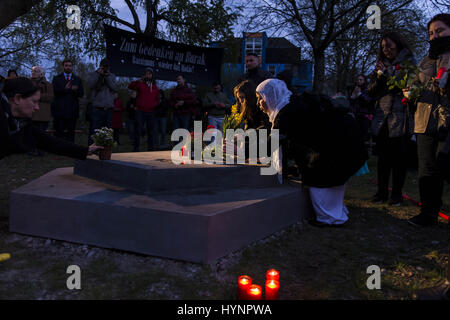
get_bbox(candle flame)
[267,280,278,289]
[240,278,249,285]
[249,287,261,294]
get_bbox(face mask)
[428,35,450,59]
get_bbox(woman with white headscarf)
[256,79,368,227]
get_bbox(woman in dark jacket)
[408,13,450,227]
[368,31,416,206]
[256,79,368,226]
[1,77,102,160]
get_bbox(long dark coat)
[273,92,368,188]
[51,73,84,119]
[368,49,416,138]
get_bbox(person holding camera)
[86,58,117,145]
[348,74,373,143]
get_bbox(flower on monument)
[395,64,401,71]
[206,125,215,131]
[92,127,115,147]
[401,97,409,106]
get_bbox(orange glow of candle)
[246,284,262,300]
[237,275,252,300]
[265,279,279,300]
[266,269,279,281]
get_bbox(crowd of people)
[1,12,449,300]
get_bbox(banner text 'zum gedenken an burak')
[104,25,223,86]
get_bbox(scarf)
[255,79,292,126]
[256,79,292,184]
[428,35,450,60]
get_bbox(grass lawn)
[0,132,449,299]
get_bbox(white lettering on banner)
[185,51,206,65]
[119,37,137,53]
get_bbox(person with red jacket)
[128,67,160,151]
[169,75,198,131]
[111,92,124,145]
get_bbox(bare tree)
[246,0,414,93]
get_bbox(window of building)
[245,37,263,56]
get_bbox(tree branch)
[92,10,137,32]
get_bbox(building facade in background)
[213,32,313,98]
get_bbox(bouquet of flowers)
[386,61,425,105]
[92,127,115,160]
[92,127,115,147]
[222,104,243,134]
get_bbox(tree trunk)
[312,50,326,94]
[0,0,41,30]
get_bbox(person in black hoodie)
[256,79,368,227]
[1,77,102,160]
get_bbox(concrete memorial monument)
[9,151,312,263]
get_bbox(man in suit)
[51,58,84,143]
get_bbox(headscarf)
[256,79,292,126]
[256,78,292,184]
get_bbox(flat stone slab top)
[9,167,311,263]
[74,151,279,193]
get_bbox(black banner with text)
[104,25,223,85]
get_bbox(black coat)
[368,49,416,138]
[273,93,368,188]
[51,73,84,119]
[1,97,88,160]
[237,67,273,87]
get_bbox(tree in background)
[329,1,427,94]
[0,0,240,77]
[245,0,415,93]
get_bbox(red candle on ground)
[237,275,252,300]
[265,279,279,300]
[247,284,262,300]
[266,269,279,281]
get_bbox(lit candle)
[237,275,252,300]
[266,269,279,281]
[265,279,279,300]
[246,284,262,300]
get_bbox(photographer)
[86,58,117,145]
[348,74,373,143]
